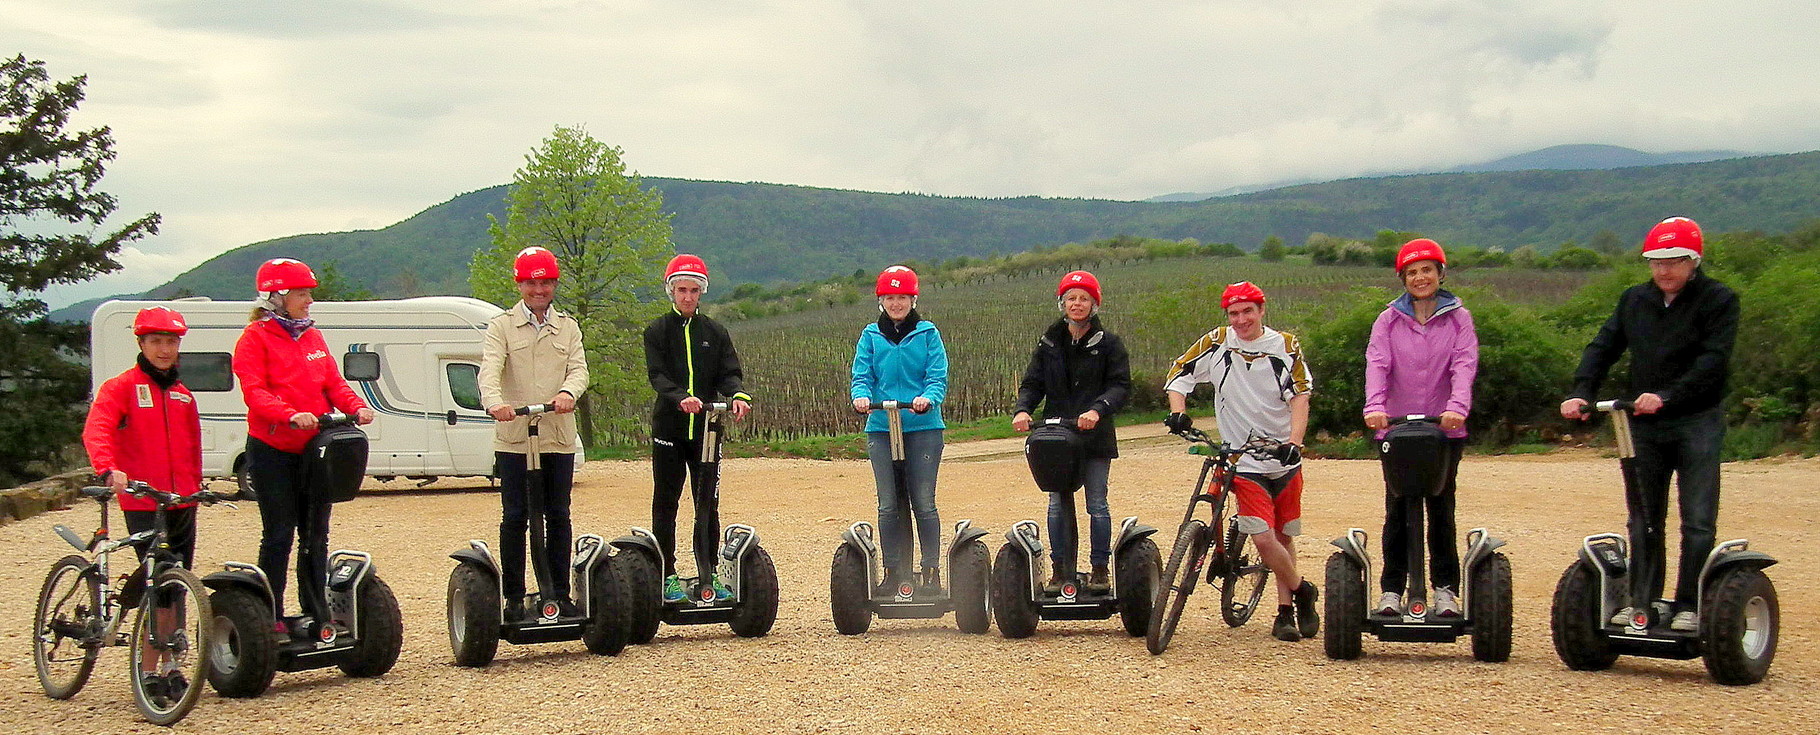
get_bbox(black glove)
[1164,412,1193,433]
[1272,442,1303,466]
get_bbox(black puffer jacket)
[644,309,750,440]
[1013,316,1131,458]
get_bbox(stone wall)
[0,469,91,526]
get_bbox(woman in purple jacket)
[1362,238,1479,618]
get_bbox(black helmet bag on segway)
[1322,415,1513,661]
[445,403,627,668]
[610,402,780,640]
[829,400,993,635]
[990,416,1161,639]
[1549,399,1779,685]
[203,411,405,698]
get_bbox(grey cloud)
[132,0,465,39]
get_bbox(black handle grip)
[513,404,557,416]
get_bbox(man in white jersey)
[1162,281,1320,642]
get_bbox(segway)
[611,402,780,640]
[1323,415,1513,661]
[203,411,405,698]
[446,403,626,667]
[829,400,992,635]
[990,417,1160,639]
[1550,399,1780,685]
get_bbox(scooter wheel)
[729,545,779,638]
[339,574,403,677]
[1701,568,1778,685]
[1116,537,1160,637]
[582,558,628,656]
[206,587,279,697]
[830,543,872,635]
[951,540,993,635]
[447,564,500,667]
[1469,552,1513,663]
[612,549,662,644]
[990,543,1039,639]
[1550,558,1616,671]
[1322,552,1365,660]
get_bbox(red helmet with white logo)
[875,266,919,296]
[1221,281,1266,309]
[665,254,710,290]
[1395,238,1447,272]
[1642,216,1703,261]
[514,246,560,281]
[133,306,189,336]
[1057,270,1102,304]
[255,258,317,292]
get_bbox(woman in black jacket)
[1011,270,1131,593]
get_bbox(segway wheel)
[829,543,873,635]
[1322,552,1366,660]
[1700,568,1778,685]
[729,545,780,638]
[990,543,1040,639]
[1469,552,1514,663]
[447,564,501,667]
[612,549,663,644]
[1218,521,1270,628]
[951,540,992,635]
[339,574,403,677]
[1116,537,1161,637]
[206,587,280,697]
[1147,520,1209,655]
[582,559,628,656]
[1550,559,1617,671]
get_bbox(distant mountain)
[1447,144,1754,173]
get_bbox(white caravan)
[90,296,522,489]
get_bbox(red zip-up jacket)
[83,365,203,511]
[233,318,368,453]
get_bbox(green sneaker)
[711,575,734,602]
[662,575,686,602]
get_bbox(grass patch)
[1722,422,1787,462]
[1309,436,1375,459]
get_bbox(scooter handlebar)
[318,410,356,426]
[513,403,558,416]
[861,399,929,414]
[1586,399,1634,415]
[1387,414,1445,426]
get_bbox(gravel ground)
[1,429,1814,734]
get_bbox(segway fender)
[1329,528,1372,568]
[1005,520,1044,558]
[949,519,988,551]
[571,534,608,613]
[203,562,278,612]
[450,540,501,574]
[611,527,665,570]
[1459,527,1507,572]
[844,521,881,590]
[1112,516,1158,555]
[1578,533,1629,578]
[1699,539,1776,585]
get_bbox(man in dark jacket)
[644,254,753,603]
[1560,216,1740,633]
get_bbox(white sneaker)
[1433,587,1461,618]
[1375,592,1401,616]
[1670,610,1698,632]
[1610,606,1634,626]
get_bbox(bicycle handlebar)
[1170,427,1282,460]
[80,482,237,507]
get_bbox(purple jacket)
[1364,290,1478,439]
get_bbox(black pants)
[651,435,720,579]
[1380,438,1465,593]
[496,451,575,601]
[248,437,332,623]
[1629,407,1724,607]
[125,506,197,569]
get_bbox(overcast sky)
[10,0,1820,308]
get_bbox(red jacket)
[233,318,368,453]
[83,365,203,511]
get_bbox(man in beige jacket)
[479,246,589,619]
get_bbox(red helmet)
[665,254,709,289]
[514,246,560,281]
[255,258,317,292]
[1395,238,1447,272]
[133,306,188,336]
[875,266,919,296]
[1642,216,1703,260]
[1221,281,1266,310]
[1057,270,1102,304]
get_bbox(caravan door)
[439,355,494,476]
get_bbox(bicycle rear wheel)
[33,555,101,699]
[1218,519,1271,627]
[129,567,211,726]
[1147,519,1209,654]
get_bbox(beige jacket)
[479,301,589,453]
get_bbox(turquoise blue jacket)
[850,319,948,433]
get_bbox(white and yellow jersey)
[1165,325,1314,476]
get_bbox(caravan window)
[446,363,482,410]
[179,353,234,392]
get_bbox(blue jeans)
[868,428,943,571]
[1048,458,1112,574]
[1628,407,1724,607]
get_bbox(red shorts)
[1232,469,1303,537]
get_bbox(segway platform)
[829,519,992,633]
[612,524,780,639]
[990,517,1161,638]
[1326,527,1511,653]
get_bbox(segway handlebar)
[1590,399,1635,414]
[1387,414,1445,426]
[317,410,357,427]
[1037,416,1079,430]
[513,403,558,416]
[858,399,930,414]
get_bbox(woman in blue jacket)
[850,265,949,596]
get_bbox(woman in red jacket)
[234,258,374,634]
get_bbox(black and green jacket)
[643,308,751,440]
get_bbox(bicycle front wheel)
[1218,520,1270,627]
[129,567,211,726]
[34,555,102,699]
[1147,520,1210,655]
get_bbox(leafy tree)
[470,125,674,446]
[313,261,377,301]
[1550,245,1608,270]
[1588,229,1625,256]
[1259,235,1286,262]
[1,55,160,485]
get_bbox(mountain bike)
[1146,428,1281,654]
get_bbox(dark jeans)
[652,435,721,579]
[1048,457,1112,573]
[248,437,332,623]
[1629,407,1724,607]
[124,506,197,569]
[1379,439,1465,593]
[867,429,944,572]
[496,451,576,601]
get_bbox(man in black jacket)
[644,254,752,603]
[1560,216,1739,633]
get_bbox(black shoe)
[163,671,189,702]
[1087,564,1111,594]
[504,600,526,623]
[1043,572,1066,596]
[876,569,903,598]
[556,598,579,618]
[139,672,167,701]
[1294,579,1321,638]
[918,567,943,596]
[1272,606,1301,642]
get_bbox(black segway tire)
[206,587,279,697]
[1322,552,1366,660]
[582,559,628,656]
[1147,520,1209,655]
[1470,552,1514,663]
[1701,568,1778,685]
[613,550,662,644]
[830,543,873,635]
[729,545,780,638]
[1218,522,1269,628]
[990,544,1040,639]
[952,540,992,635]
[446,564,501,667]
[339,574,403,677]
[1550,559,1617,671]
[1116,537,1160,637]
